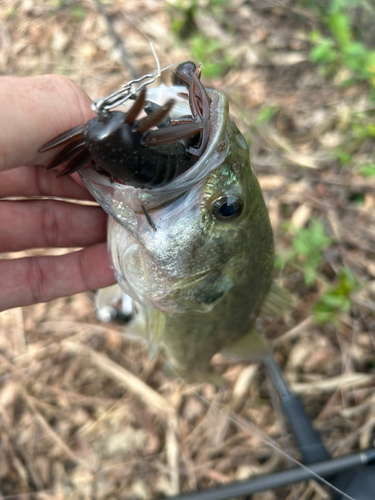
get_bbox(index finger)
[0,75,95,172]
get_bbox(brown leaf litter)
[1,1,375,499]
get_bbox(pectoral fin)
[259,282,295,319]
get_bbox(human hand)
[0,75,116,312]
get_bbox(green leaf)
[292,235,311,256]
[352,123,375,139]
[255,106,279,125]
[332,150,352,166]
[313,267,357,325]
[328,11,351,48]
[188,35,233,78]
[337,267,357,293]
[171,18,185,35]
[365,51,375,78]
[360,164,375,177]
[310,41,337,64]
[320,293,346,308]
[309,29,322,44]
[349,192,365,204]
[342,41,369,75]
[329,0,353,15]
[313,302,338,325]
[291,219,332,286]
[304,266,317,286]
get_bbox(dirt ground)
[1,1,375,499]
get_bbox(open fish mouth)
[79,87,228,221]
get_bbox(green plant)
[309,0,375,88]
[276,219,332,286]
[255,106,279,126]
[331,149,352,166]
[167,0,233,78]
[327,116,375,169]
[168,0,226,39]
[292,219,333,285]
[360,164,375,177]
[313,267,358,325]
[169,0,198,39]
[189,34,235,78]
[351,122,375,140]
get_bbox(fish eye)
[212,195,243,222]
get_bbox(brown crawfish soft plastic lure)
[40,62,210,189]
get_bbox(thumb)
[0,75,95,172]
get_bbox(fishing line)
[150,42,192,79]
[169,366,356,500]
[132,26,188,77]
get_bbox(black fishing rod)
[264,354,331,465]
[264,355,375,500]
[164,448,375,500]
[161,355,375,500]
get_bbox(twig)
[273,316,314,346]
[62,340,180,492]
[62,340,175,417]
[166,415,180,495]
[23,391,92,470]
[331,414,375,455]
[290,373,374,395]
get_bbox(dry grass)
[0,1,375,499]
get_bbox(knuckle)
[78,249,94,292]
[27,257,45,305]
[41,200,60,248]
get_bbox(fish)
[77,65,278,381]
[40,63,354,500]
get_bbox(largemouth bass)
[81,74,274,379]
[42,61,275,379]
[39,63,356,500]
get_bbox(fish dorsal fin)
[220,328,270,361]
[259,282,295,319]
